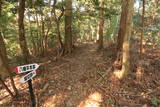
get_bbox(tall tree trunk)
[97,0,104,50]
[0,0,18,96]
[121,0,134,77]
[18,0,30,63]
[56,22,64,50]
[140,0,145,54]
[52,3,64,53]
[64,0,73,54]
[116,0,128,55]
[40,7,46,56]
[34,7,41,56]
[27,10,37,56]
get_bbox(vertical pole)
[140,0,145,54]
[28,79,35,107]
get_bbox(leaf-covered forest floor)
[0,42,160,107]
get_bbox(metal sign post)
[28,79,35,107]
[13,63,39,107]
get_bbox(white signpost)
[13,63,39,74]
[12,63,40,107]
[20,71,37,83]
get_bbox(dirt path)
[40,42,108,107]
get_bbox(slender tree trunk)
[34,8,41,56]
[116,0,128,55]
[44,34,48,57]
[140,0,145,54]
[40,7,45,56]
[97,0,104,50]
[121,0,134,77]
[56,22,64,49]
[64,0,73,54]
[18,0,30,63]
[28,11,37,56]
[38,7,45,56]
[52,3,64,53]
[0,77,14,98]
[38,6,48,56]
[44,20,51,56]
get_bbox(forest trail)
[40,42,109,107]
[1,0,160,106]
[0,42,112,107]
[0,42,160,107]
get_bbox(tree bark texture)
[97,0,104,50]
[121,0,134,77]
[140,0,145,54]
[64,0,73,53]
[18,0,30,63]
[116,0,128,54]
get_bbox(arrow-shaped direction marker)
[20,71,37,83]
[13,63,39,74]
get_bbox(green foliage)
[34,0,45,7]
[157,9,160,14]
[26,0,33,8]
[133,0,160,45]
[90,0,99,8]
[6,0,17,3]
[151,97,160,106]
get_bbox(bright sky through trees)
[134,0,140,8]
